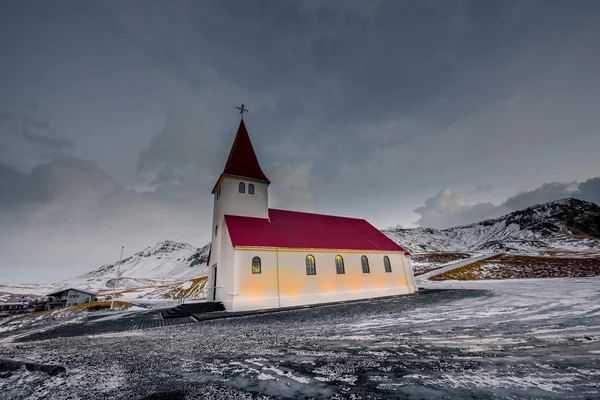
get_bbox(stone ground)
[1,277,600,399]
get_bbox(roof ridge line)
[268,208,367,221]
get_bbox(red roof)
[225,209,406,252]
[212,120,269,193]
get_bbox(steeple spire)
[211,120,270,193]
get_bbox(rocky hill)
[62,240,210,290]
[384,198,600,253]
[0,240,210,300]
[3,198,599,299]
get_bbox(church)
[207,117,417,311]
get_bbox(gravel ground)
[1,278,599,399]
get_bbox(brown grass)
[13,301,131,320]
[70,301,131,311]
[160,276,208,299]
[431,254,600,281]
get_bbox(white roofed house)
[46,288,98,310]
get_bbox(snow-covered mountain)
[0,241,210,300]
[384,198,600,253]
[3,198,599,299]
[62,240,210,290]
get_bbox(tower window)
[252,257,261,274]
[239,182,245,193]
[384,256,392,273]
[306,255,316,275]
[215,225,218,236]
[361,255,370,273]
[335,255,345,274]
[248,183,255,195]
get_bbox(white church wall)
[210,177,268,268]
[232,250,281,310]
[212,223,238,308]
[228,249,416,312]
[402,254,418,292]
[216,177,268,220]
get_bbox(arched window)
[252,257,261,274]
[335,255,345,274]
[248,183,255,195]
[239,182,245,193]
[361,255,370,273]
[383,256,392,273]
[306,254,316,275]
[215,225,218,236]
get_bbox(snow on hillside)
[384,227,466,252]
[0,284,62,302]
[0,241,210,299]
[3,198,599,299]
[62,240,209,291]
[384,198,600,253]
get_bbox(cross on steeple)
[236,104,248,119]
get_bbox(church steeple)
[212,120,270,193]
[209,117,270,277]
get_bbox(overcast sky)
[1,0,599,283]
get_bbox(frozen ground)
[1,278,600,399]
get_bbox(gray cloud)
[0,157,212,282]
[415,177,600,228]
[22,130,73,154]
[135,106,230,186]
[577,177,600,205]
[503,182,578,211]
[0,104,74,169]
[1,1,600,281]
[414,188,503,228]
[266,162,319,212]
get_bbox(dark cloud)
[135,106,230,186]
[577,177,600,205]
[1,1,599,281]
[265,163,318,212]
[0,157,210,282]
[414,188,503,228]
[0,158,114,222]
[0,163,26,212]
[415,177,600,228]
[0,104,74,169]
[22,130,74,154]
[503,182,578,212]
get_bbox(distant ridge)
[3,198,599,299]
[383,198,600,253]
[61,240,210,290]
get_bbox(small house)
[46,288,97,310]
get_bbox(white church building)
[207,119,417,311]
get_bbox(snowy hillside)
[3,198,599,299]
[62,240,210,290]
[384,198,600,253]
[0,241,210,299]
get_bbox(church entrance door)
[212,265,217,302]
